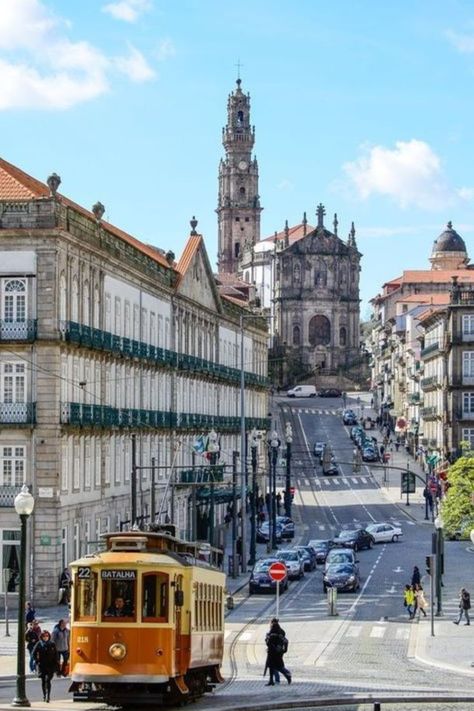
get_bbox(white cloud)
[103,0,151,23]
[0,0,156,110]
[277,179,294,191]
[115,44,155,82]
[342,139,454,210]
[155,38,176,62]
[446,29,474,54]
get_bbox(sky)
[2,0,474,315]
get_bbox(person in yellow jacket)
[404,584,415,619]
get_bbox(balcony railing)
[408,393,421,404]
[0,402,36,424]
[0,485,22,507]
[61,321,269,388]
[421,406,438,420]
[421,375,439,390]
[0,319,37,342]
[420,342,440,358]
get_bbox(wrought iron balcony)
[0,402,36,424]
[421,406,438,420]
[420,342,440,358]
[407,392,421,405]
[0,319,36,342]
[0,485,22,508]
[421,375,439,391]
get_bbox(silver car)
[277,549,305,580]
[366,522,403,543]
[324,548,358,572]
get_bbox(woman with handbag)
[33,630,59,702]
[414,583,428,618]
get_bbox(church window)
[234,243,240,258]
[292,325,301,346]
[314,261,327,287]
[309,315,331,347]
[293,263,301,282]
[339,267,346,284]
[237,110,244,124]
[235,217,240,222]
[245,217,249,222]
[239,187,245,196]
[339,327,347,346]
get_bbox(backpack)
[269,634,288,655]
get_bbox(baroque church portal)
[217,78,361,382]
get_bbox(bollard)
[226,594,234,610]
[327,587,338,616]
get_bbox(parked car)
[350,425,364,440]
[256,522,283,543]
[343,410,358,425]
[366,522,403,543]
[249,557,289,594]
[332,528,374,551]
[323,461,339,476]
[314,442,326,462]
[294,545,317,571]
[276,549,305,580]
[276,516,295,539]
[362,446,379,462]
[308,539,335,564]
[319,388,342,398]
[323,562,360,593]
[287,385,317,398]
[324,547,358,571]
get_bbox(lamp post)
[284,422,293,518]
[12,484,35,708]
[434,515,444,616]
[269,430,280,550]
[239,314,248,573]
[249,428,259,566]
[207,429,220,547]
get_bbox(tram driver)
[104,596,134,617]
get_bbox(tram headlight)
[109,642,127,661]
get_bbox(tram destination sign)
[101,569,136,580]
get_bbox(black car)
[362,446,379,462]
[323,562,360,593]
[249,557,289,594]
[276,516,295,539]
[332,528,375,551]
[307,539,334,564]
[319,388,342,398]
[343,413,358,426]
[294,545,317,571]
[256,522,283,543]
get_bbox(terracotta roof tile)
[261,222,315,245]
[384,269,474,288]
[397,293,451,305]
[175,234,202,285]
[0,157,171,270]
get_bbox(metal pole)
[430,555,435,637]
[209,453,215,547]
[424,471,429,521]
[276,579,280,618]
[150,457,156,524]
[131,434,137,526]
[232,451,239,578]
[406,460,410,506]
[192,451,197,541]
[272,447,277,549]
[267,446,272,555]
[285,430,292,518]
[239,314,247,573]
[249,441,257,566]
[435,527,443,616]
[12,514,29,707]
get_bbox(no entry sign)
[268,561,287,582]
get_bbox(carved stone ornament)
[47,173,61,196]
[92,201,105,222]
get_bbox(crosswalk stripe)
[318,524,326,530]
[361,477,367,484]
[345,626,362,637]
[370,627,386,638]
[351,477,358,484]
[395,628,410,639]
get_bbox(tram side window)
[74,569,97,621]
[102,573,136,620]
[142,572,168,622]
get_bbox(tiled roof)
[176,234,202,284]
[397,293,451,305]
[417,305,447,324]
[0,157,172,270]
[261,222,315,245]
[384,269,474,288]
[215,272,249,287]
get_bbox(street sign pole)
[406,461,410,506]
[276,580,280,617]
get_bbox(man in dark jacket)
[264,618,291,686]
[411,566,421,587]
[453,588,471,625]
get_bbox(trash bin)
[327,587,338,616]
[226,594,234,610]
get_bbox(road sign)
[268,561,287,582]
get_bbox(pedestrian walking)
[25,601,36,624]
[276,492,282,515]
[414,584,428,618]
[453,588,471,626]
[33,630,59,703]
[403,584,415,619]
[25,621,41,672]
[51,619,70,676]
[264,618,291,686]
[411,566,421,588]
[58,568,71,605]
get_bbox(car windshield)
[327,564,353,574]
[296,548,310,558]
[338,530,356,539]
[278,551,298,562]
[310,540,329,550]
[328,552,351,561]
[254,560,277,573]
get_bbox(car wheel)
[368,539,374,549]
[353,544,358,552]
[323,584,327,593]
[392,535,399,543]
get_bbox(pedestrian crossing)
[282,408,341,416]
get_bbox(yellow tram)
[68,527,226,705]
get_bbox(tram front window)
[101,570,136,621]
[74,570,97,621]
[142,572,168,622]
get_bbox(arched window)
[2,279,26,322]
[94,285,100,328]
[314,261,327,287]
[292,325,301,346]
[308,315,331,346]
[83,281,90,326]
[237,110,244,124]
[339,326,347,346]
[293,263,301,283]
[71,276,79,322]
[239,187,245,196]
[59,273,67,322]
[339,267,346,284]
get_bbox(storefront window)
[1,529,20,593]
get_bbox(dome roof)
[432,221,466,253]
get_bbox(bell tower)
[217,77,262,274]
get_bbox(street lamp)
[269,430,280,550]
[434,515,444,617]
[12,484,35,708]
[284,422,293,518]
[207,429,220,547]
[248,428,259,566]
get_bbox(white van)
[286,385,317,398]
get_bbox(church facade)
[217,78,362,383]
